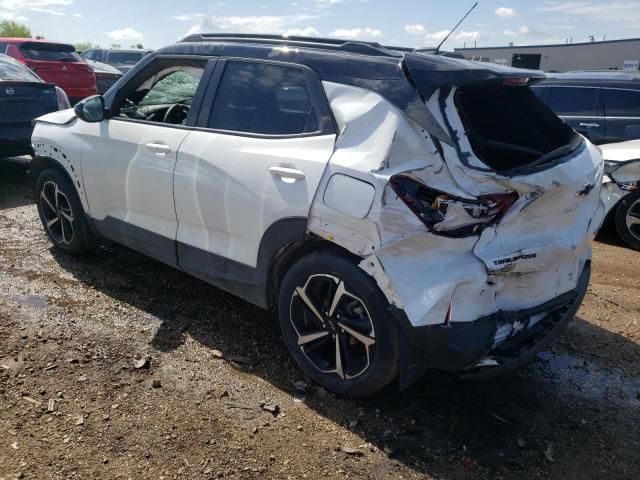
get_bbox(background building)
[455,37,640,72]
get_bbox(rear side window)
[0,42,7,54]
[547,87,599,116]
[107,51,145,65]
[19,42,82,62]
[603,89,640,117]
[0,56,41,81]
[208,61,318,135]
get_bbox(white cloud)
[172,13,205,21]
[0,0,72,18]
[314,0,368,7]
[0,11,27,21]
[329,27,381,39]
[495,7,516,18]
[108,27,143,42]
[285,26,320,36]
[186,14,317,36]
[404,24,426,35]
[424,30,450,44]
[504,26,544,37]
[537,2,640,23]
[72,12,82,17]
[422,29,482,46]
[29,6,65,15]
[0,0,72,7]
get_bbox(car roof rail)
[179,33,404,57]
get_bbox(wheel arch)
[30,154,90,214]
[265,230,361,309]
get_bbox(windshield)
[19,43,82,62]
[139,69,202,106]
[0,55,40,82]
[107,51,145,64]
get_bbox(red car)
[0,38,97,104]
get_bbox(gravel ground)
[1,156,639,480]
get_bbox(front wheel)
[278,251,399,397]
[35,168,95,255]
[614,189,640,251]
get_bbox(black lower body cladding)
[394,263,591,388]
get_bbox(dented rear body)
[309,54,604,383]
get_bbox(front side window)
[547,87,599,116]
[117,65,204,125]
[208,61,318,135]
[603,89,640,117]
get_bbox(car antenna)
[435,1,478,54]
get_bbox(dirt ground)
[1,156,639,480]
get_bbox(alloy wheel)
[39,180,75,245]
[626,197,640,242]
[289,274,376,380]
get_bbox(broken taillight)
[390,175,518,238]
[502,77,530,86]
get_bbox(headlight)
[390,175,518,238]
[609,159,640,191]
[55,86,70,110]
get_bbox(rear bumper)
[395,262,590,387]
[0,126,34,157]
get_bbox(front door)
[547,86,606,144]
[173,59,336,279]
[602,88,640,143]
[80,57,208,264]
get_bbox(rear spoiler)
[403,52,544,96]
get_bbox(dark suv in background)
[80,48,151,73]
[533,71,640,145]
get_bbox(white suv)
[31,34,605,396]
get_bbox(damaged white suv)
[31,34,605,396]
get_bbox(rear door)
[546,86,606,144]
[174,59,336,277]
[602,88,640,143]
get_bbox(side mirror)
[74,95,105,123]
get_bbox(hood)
[34,108,76,126]
[600,139,640,163]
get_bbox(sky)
[0,0,639,50]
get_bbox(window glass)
[107,51,145,65]
[547,87,598,116]
[603,89,640,117]
[0,42,7,54]
[19,43,82,62]
[118,65,204,125]
[81,50,95,60]
[530,86,547,102]
[208,61,318,135]
[0,55,41,81]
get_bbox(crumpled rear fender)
[308,81,602,329]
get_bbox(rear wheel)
[278,251,399,397]
[614,190,640,251]
[35,168,95,255]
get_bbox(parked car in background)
[600,139,640,250]
[0,38,97,104]
[80,48,151,73]
[533,71,640,145]
[30,34,604,396]
[0,53,69,158]
[86,60,123,95]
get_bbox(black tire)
[614,189,640,251]
[278,250,399,397]
[35,168,96,255]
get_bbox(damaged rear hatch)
[402,53,605,314]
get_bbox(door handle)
[579,122,600,128]
[145,142,171,155]
[268,166,305,181]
